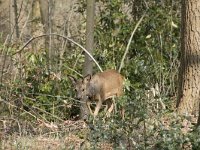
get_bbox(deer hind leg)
[104,100,113,117]
[112,96,117,114]
[104,103,108,112]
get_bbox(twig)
[0,35,10,86]
[32,105,64,122]
[48,0,53,71]
[118,14,145,73]
[12,90,87,104]
[63,64,82,77]
[17,0,24,21]
[0,97,37,119]
[12,33,103,72]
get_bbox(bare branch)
[118,14,145,73]
[12,33,103,72]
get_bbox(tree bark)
[177,0,200,117]
[83,0,95,76]
[81,0,95,119]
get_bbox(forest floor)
[0,119,113,150]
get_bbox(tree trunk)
[30,0,41,50]
[39,0,53,72]
[81,0,95,119]
[177,0,200,117]
[38,0,49,46]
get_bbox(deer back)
[85,69,124,101]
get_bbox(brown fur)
[70,69,124,117]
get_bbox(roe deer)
[70,69,124,117]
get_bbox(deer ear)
[68,75,77,85]
[84,74,92,82]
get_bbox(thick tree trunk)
[83,0,95,76]
[177,0,200,116]
[81,0,95,119]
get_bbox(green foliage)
[189,127,200,149]
[2,0,200,149]
[75,0,194,149]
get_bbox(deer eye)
[82,89,85,92]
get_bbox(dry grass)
[1,134,113,150]
[0,119,113,150]
[2,135,83,150]
[3,136,60,150]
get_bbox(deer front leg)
[106,102,114,117]
[93,96,102,117]
[86,100,93,115]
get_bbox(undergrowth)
[1,0,200,149]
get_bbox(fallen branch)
[12,33,103,72]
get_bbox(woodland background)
[0,0,199,149]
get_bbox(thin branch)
[32,105,64,122]
[17,0,24,21]
[63,64,83,77]
[0,97,37,119]
[0,35,10,86]
[12,33,103,72]
[13,0,20,38]
[48,0,53,71]
[118,14,145,73]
